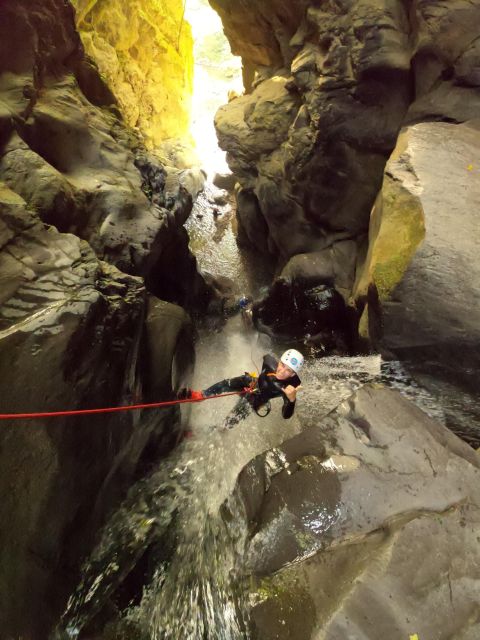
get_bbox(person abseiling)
[178,349,304,428]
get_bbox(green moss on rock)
[355,170,425,309]
[371,176,425,300]
[252,569,316,640]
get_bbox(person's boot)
[176,388,204,401]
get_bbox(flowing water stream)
[57,183,478,639]
[58,315,385,639]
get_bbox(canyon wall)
[0,0,201,635]
[72,0,194,147]
[0,0,479,635]
[212,0,480,353]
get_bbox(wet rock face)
[249,239,360,348]
[0,1,201,636]
[233,386,480,640]
[213,0,480,335]
[0,0,205,312]
[0,184,194,637]
[357,120,480,350]
[253,278,353,354]
[355,120,480,439]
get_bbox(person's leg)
[203,374,252,398]
[222,397,252,429]
[177,374,252,401]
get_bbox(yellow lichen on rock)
[72,0,193,147]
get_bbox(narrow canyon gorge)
[0,1,479,638]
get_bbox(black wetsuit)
[202,354,301,427]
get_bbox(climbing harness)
[254,401,271,418]
[0,390,248,422]
[242,372,273,418]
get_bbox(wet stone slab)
[231,385,480,640]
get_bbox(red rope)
[0,391,247,421]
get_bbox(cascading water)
[57,317,303,639]
[61,308,446,638]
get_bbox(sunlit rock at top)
[72,0,194,148]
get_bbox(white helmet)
[280,349,304,374]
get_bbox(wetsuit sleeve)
[203,374,252,397]
[282,396,295,419]
[281,374,301,419]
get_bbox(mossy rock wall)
[354,121,480,351]
[354,138,426,340]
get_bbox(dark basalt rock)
[0,1,203,636]
[252,278,354,353]
[0,184,195,638]
[135,153,168,207]
[236,187,272,256]
[213,0,480,307]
